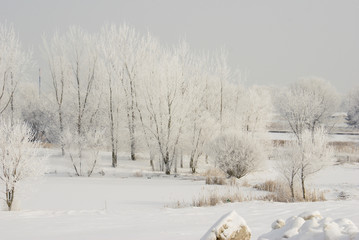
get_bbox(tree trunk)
[174,153,178,174]
[190,155,196,174]
[301,171,306,200]
[130,107,136,161]
[180,150,183,168]
[112,150,117,168]
[290,179,295,202]
[164,152,171,175]
[189,154,194,169]
[59,110,65,156]
[150,151,155,171]
[6,186,15,211]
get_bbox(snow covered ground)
[0,148,358,240]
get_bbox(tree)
[276,128,333,201]
[99,24,150,166]
[49,26,105,175]
[276,139,302,201]
[139,43,192,175]
[346,87,359,128]
[278,77,339,141]
[183,52,221,173]
[42,32,68,155]
[211,132,264,179]
[63,128,104,177]
[0,23,31,123]
[0,119,42,210]
[235,86,273,133]
[298,128,333,199]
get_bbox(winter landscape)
[1,1,359,240]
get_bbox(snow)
[0,148,358,239]
[258,211,359,240]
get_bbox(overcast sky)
[1,0,358,92]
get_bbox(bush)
[254,180,278,192]
[203,168,227,185]
[210,132,264,179]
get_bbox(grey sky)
[1,0,358,92]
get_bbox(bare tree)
[99,24,151,166]
[276,128,333,201]
[278,77,339,141]
[55,26,104,175]
[0,23,31,123]
[63,128,104,177]
[276,139,302,201]
[236,86,273,134]
[42,32,68,155]
[298,128,333,199]
[0,119,42,210]
[139,44,191,174]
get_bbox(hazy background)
[1,0,358,92]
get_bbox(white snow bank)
[201,210,251,240]
[259,211,359,240]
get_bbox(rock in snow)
[201,210,251,240]
[271,219,285,230]
[259,211,359,240]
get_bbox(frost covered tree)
[175,46,219,173]
[211,132,264,179]
[276,140,302,201]
[139,43,192,175]
[346,87,359,128]
[99,24,150,165]
[278,77,339,141]
[44,27,105,175]
[236,86,273,133]
[63,128,104,177]
[0,120,42,210]
[298,128,333,199]
[42,32,69,155]
[64,26,103,138]
[276,128,333,200]
[0,23,31,123]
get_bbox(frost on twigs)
[201,210,251,240]
[259,211,359,240]
[0,119,44,211]
[210,132,264,179]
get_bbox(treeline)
[1,22,359,178]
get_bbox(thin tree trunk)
[301,170,306,200]
[150,151,155,171]
[10,72,14,127]
[164,151,171,175]
[59,110,65,156]
[290,177,295,202]
[6,186,15,211]
[174,152,178,174]
[180,150,183,168]
[109,79,117,168]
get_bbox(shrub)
[254,180,279,192]
[210,132,265,179]
[203,168,227,185]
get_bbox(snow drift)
[259,211,359,240]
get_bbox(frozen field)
[0,149,358,240]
